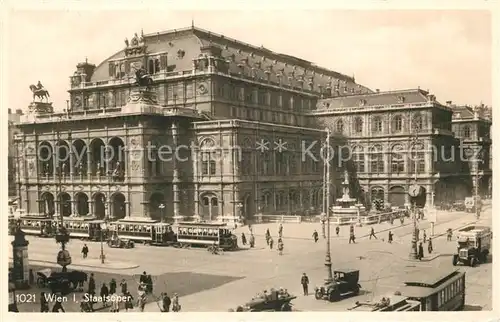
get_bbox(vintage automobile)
[315,269,361,302]
[232,289,296,311]
[107,232,135,249]
[451,201,466,212]
[36,268,88,294]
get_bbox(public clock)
[198,83,208,95]
[408,184,422,198]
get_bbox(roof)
[334,268,359,274]
[452,105,492,122]
[403,268,461,287]
[177,221,227,227]
[90,26,371,95]
[316,88,432,110]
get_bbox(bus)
[348,294,421,311]
[397,268,465,311]
[176,222,238,250]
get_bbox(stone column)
[192,144,200,220]
[88,200,93,217]
[69,149,74,180]
[87,151,92,178]
[11,229,30,289]
[171,122,182,222]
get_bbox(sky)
[3,8,493,112]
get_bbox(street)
[11,206,492,312]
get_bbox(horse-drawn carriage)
[36,268,87,294]
[107,231,135,249]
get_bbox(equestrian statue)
[134,66,154,88]
[29,81,50,102]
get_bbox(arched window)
[372,116,383,133]
[390,145,405,173]
[463,126,471,138]
[369,145,384,173]
[353,146,365,173]
[392,115,403,132]
[354,117,363,133]
[336,119,344,133]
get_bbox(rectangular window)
[201,152,216,176]
[246,108,252,120]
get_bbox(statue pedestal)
[11,229,30,289]
[28,102,54,115]
[122,88,160,114]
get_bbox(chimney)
[376,89,380,93]
[446,101,452,106]
[8,108,11,114]
[15,109,23,115]
[427,94,436,102]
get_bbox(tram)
[110,218,176,246]
[176,222,238,250]
[13,215,54,236]
[396,268,465,311]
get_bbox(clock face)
[409,185,421,197]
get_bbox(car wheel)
[469,257,476,267]
[280,303,291,311]
[314,289,322,300]
[452,255,458,266]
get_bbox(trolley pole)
[324,128,333,283]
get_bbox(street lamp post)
[100,222,107,264]
[159,203,165,223]
[55,118,71,272]
[324,128,333,283]
[408,128,420,260]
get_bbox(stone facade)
[8,109,23,197]
[451,104,492,197]
[16,26,362,222]
[311,90,472,208]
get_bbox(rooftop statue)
[134,65,153,88]
[29,81,50,102]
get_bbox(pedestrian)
[269,237,274,250]
[81,244,89,259]
[138,292,147,312]
[124,292,134,311]
[29,269,34,285]
[110,294,120,312]
[349,225,356,244]
[140,271,148,285]
[423,230,427,243]
[388,231,393,244]
[428,238,433,254]
[278,223,283,236]
[80,295,92,312]
[241,232,247,246]
[312,230,319,243]
[249,234,255,248]
[300,273,309,296]
[100,283,109,308]
[52,296,65,312]
[146,274,153,294]
[248,224,253,235]
[416,228,420,241]
[278,238,284,255]
[265,228,271,244]
[336,226,340,236]
[120,278,128,295]
[109,278,117,295]
[40,292,50,312]
[369,227,377,240]
[161,292,171,312]
[172,293,181,312]
[447,229,453,242]
[418,242,424,260]
[88,273,96,296]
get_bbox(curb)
[9,258,139,270]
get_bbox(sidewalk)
[8,254,139,270]
[235,209,474,242]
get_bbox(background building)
[8,108,23,198]
[310,89,470,209]
[451,104,492,197]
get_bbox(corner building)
[311,89,470,208]
[15,26,371,222]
